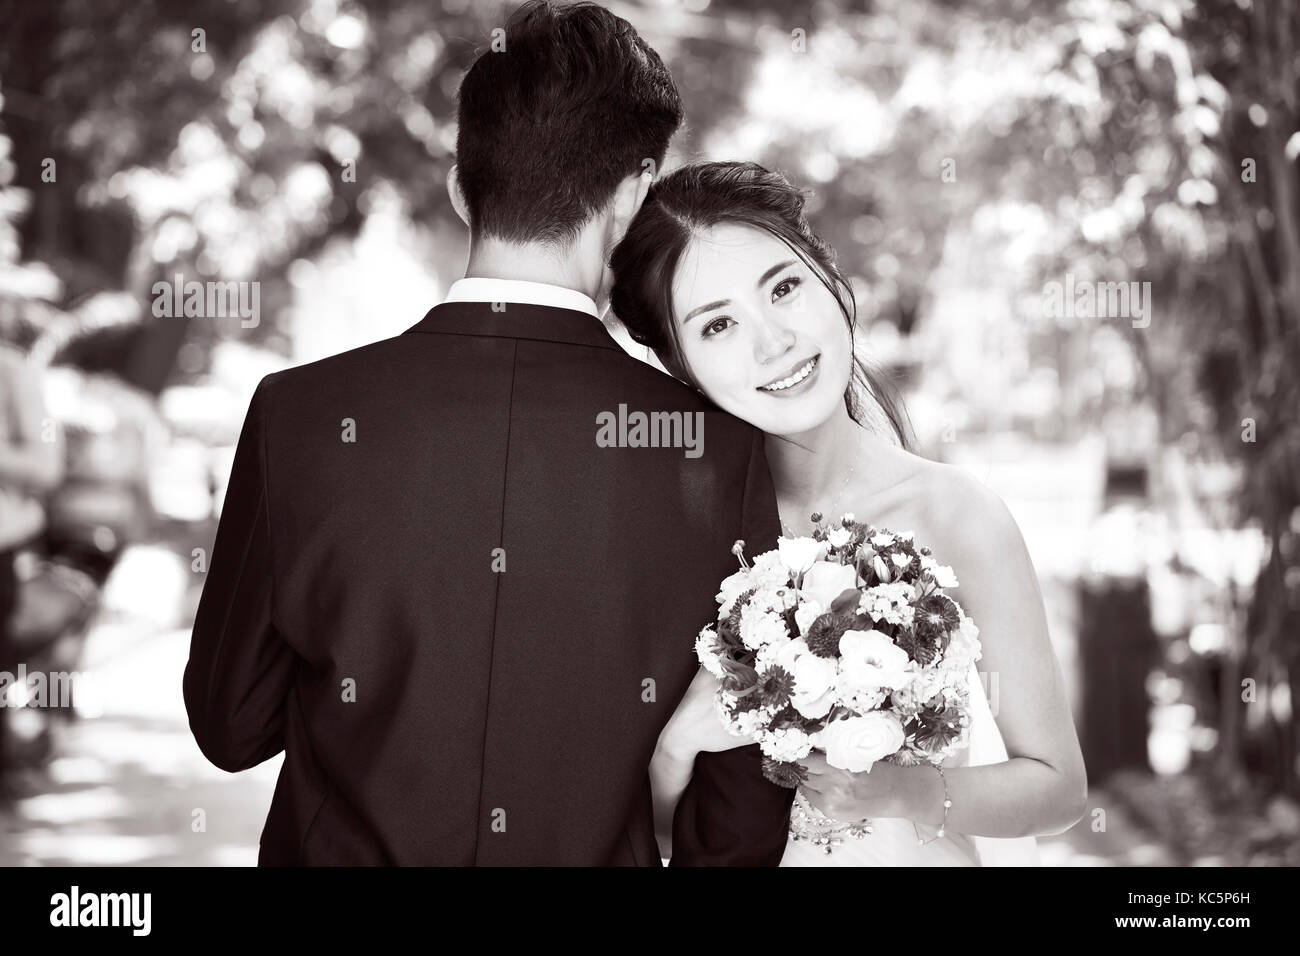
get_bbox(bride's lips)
[757,354,820,395]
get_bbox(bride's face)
[670,223,853,437]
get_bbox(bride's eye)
[772,276,802,301]
[702,316,735,338]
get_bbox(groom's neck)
[463,232,606,311]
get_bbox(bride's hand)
[656,666,746,760]
[798,752,906,821]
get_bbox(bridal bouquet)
[695,514,982,788]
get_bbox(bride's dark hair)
[609,161,914,450]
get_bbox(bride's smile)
[757,353,819,393]
[666,222,855,437]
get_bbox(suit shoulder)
[623,364,764,467]
[599,352,759,436]
[251,333,435,406]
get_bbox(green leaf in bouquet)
[714,620,747,653]
[850,611,876,632]
[719,658,760,694]
[829,587,863,615]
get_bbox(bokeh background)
[1,0,1297,865]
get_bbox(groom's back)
[186,1,795,867]
[194,301,779,864]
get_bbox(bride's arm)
[649,665,750,858]
[649,735,694,860]
[804,475,1088,838]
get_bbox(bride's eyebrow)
[758,259,797,287]
[681,259,800,325]
[683,299,729,324]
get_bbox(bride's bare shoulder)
[907,458,1024,562]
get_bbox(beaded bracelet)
[913,763,952,846]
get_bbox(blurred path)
[0,545,279,866]
[1,542,1163,866]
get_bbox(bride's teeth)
[761,358,816,391]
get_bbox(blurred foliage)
[1,0,1297,805]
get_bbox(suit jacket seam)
[625,820,642,867]
[473,338,518,863]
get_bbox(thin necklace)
[781,427,864,537]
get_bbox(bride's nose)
[752,314,796,363]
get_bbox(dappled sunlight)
[1,0,1295,872]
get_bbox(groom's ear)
[606,168,653,247]
[446,165,471,228]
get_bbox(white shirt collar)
[442,277,599,319]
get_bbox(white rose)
[785,658,837,717]
[870,532,896,548]
[839,629,915,691]
[820,711,905,773]
[799,561,860,609]
[777,536,827,576]
[827,527,852,549]
[775,639,839,718]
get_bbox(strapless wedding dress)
[780,662,1041,867]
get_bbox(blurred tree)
[1,0,1296,800]
[996,0,1300,795]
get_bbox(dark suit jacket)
[183,300,794,865]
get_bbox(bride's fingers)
[800,753,830,774]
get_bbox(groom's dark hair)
[455,0,683,245]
